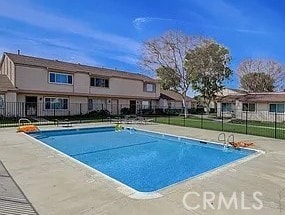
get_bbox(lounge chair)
[55,119,72,127]
[136,117,154,124]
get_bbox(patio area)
[0,123,284,214]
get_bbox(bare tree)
[238,59,285,92]
[140,31,203,116]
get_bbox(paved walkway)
[0,161,38,214]
[0,123,285,214]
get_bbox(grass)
[153,116,285,140]
[1,114,285,139]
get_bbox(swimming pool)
[29,126,257,192]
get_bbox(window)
[242,103,256,112]
[269,104,285,113]
[142,101,150,109]
[144,83,156,92]
[88,99,93,111]
[221,103,232,112]
[49,72,73,84]
[90,77,109,88]
[0,95,4,109]
[89,99,107,110]
[44,98,68,110]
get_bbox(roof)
[4,53,157,83]
[160,90,196,102]
[0,75,17,92]
[225,88,248,94]
[217,94,245,103]
[218,92,285,103]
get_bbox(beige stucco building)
[217,91,285,122]
[0,52,160,117]
[158,90,197,110]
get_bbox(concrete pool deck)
[0,123,285,214]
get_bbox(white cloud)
[132,15,267,35]
[133,17,175,30]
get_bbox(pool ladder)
[18,118,32,126]
[218,133,235,149]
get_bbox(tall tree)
[156,67,180,91]
[238,59,285,92]
[185,40,233,113]
[240,72,274,92]
[140,30,203,116]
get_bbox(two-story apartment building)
[0,52,160,117]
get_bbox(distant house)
[196,88,247,111]
[158,90,197,110]
[215,88,247,97]
[217,91,285,122]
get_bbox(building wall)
[15,65,159,99]
[1,55,15,85]
[158,98,168,109]
[15,94,89,117]
[15,66,75,93]
[235,102,285,122]
[157,98,194,110]
[216,102,235,118]
[89,78,160,99]
[0,92,20,117]
[217,100,285,122]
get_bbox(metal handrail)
[18,118,32,126]
[227,134,235,144]
[218,132,226,143]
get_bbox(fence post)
[245,111,248,134]
[168,108,170,125]
[201,112,203,129]
[274,110,277,138]
[183,110,186,127]
[80,103,82,123]
[101,104,104,122]
[154,105,157,123]
[221,108,224,131]
[109,107,111,124]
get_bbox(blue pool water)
[30,127,255,192]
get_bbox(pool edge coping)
[22,125,264,200]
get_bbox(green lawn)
[153,116,285,139]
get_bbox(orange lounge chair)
[17,124,39,133]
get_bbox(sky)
[0,0,284,92]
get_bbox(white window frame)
[90,77,109,88]
[142,101,150,109]
[49,72,73,85]
[242,103,256,112]
[44,97,69,110]
[221,103,232,112]
[269,103,285,113]
[144,83,156,92]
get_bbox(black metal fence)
[1,102,285,140]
